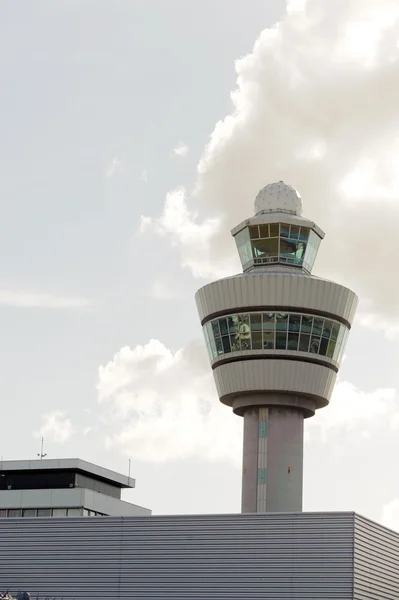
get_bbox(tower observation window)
[234,223,321,272]
[203,311,349,364]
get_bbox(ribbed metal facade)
[0,512,359,599]
[354,514,399,599]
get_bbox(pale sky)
[1,0,399,529]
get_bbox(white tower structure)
[195,182,358,513]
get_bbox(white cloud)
[105,155,126,178]
[140,169,148,183]
[34,410,73,445]
[172,141,189,158]
[141,0,399,321]
[140,188,231,278]
[381,498,399,532]
[97,339,241,464]
[0,290,91,309]
[309,380,399,440]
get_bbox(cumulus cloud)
[142,0,399,324]
[0,290,91,309]
[172,141,189,158]
[34,410,73,444]
[97,339,241,464]
[309,380,399,440]
[97,335,399,465]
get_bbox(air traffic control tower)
[195,182,358,513]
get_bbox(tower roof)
[254,181,303,216]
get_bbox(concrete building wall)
[0,512,358,599]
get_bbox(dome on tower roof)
[254,181,303,216]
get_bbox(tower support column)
[241,404,304,513]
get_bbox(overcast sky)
[1,0,399,528]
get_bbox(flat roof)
[0,458,135,489]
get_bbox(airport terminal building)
[1,184,398,599]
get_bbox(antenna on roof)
[37,437,47,460]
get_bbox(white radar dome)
[254,181,303,215]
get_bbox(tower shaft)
[242,404,304,513]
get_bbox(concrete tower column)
[196,181,358,513]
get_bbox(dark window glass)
[240,337,251,351]
[309,337,320,353]
[287,333,299,351]
[263,332,274,349]
[219,318,228,336]
[252,332,262,349]
[37,508,51,517]
[227,316,238,334]
[289,314,301,332]
[276,313,288,331]
[276,332,287,349]
[230,335,240,352]
[250,314,262,331]
[222,336,231,353]
[215,338,223,355]
[0,509,7,518]
[319,337,329,356]
[249,225,260,239]
[8,509,22,517]
[299,334,310,352]
[301,315,313,334]
[330,322,340,341]
[269,223,279,237]
[280,223,290,238]
[322,320,333,339]
[252,238,279,259]
[22,509,36,517]
[290,225,300,239]
[263,313,275,330]
[299,227,310,241]
[211,320,220,338]
[259,224,269,238]
[312,318,324,336]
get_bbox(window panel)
[319,337,329,356]
[263,313,275,330]
[322,320,333,339]
[215,338,223,355]
[0,509,7,518]
[299,227,310,241]
[52,508,67,517]
[287,333,299,351]
[276,332,287,349]
[269,223,279,237]
[333,341,341,362]
[309,337,320,353]
[327,339,336,359]
[8,509,22,517]
[276,313,288,331]
[227,316,238,334]
[22,509,36,517]
[263,331,274,349]
[290,225,300,239]
[280,223,290,237]
[299,333,310,352]
[252,238,279,259]
[252,332,262,349]
[211,320,220,338]
[250,313,262,331]
[230,335,240,352]
[209,338,217,359]
[301,315,313,334]
[67,508,82,517]
[289,314,301,332]
[259,224,269,238]
[219,317,229,336]
[331,322,340,341]
[37,509,51,517]
[222,336,231,353]
[312,318,324,336]
[249,225,260,239]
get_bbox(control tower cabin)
[195,182,358,513]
